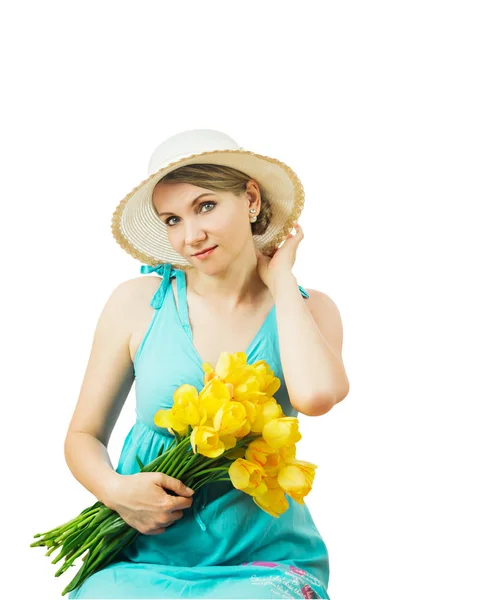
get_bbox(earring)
[249,208,258,223]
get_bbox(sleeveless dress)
[68,263,331,599]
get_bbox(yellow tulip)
[264,377,281,397]
[202,362,215,375]
[213,401,248,436]
[246,391,270,406]
[202,366,219,387]
[202,359,240,390]
[173,404,201,428]
[228,458,268,496]
[250,398,284,433]
[232,372,263,402]
[197,378,231,423]
[204,352,282,408]
[229,396,258,437]
[253,485,289,517]
[262,417,302,449]
[279,444,297,463]
[190,425,226,458]
[263,475,282,490]
[262,399,284,421]
[238,398,257,422]
[277,460,318,504]
[245,437,272,467]
[219,434,237,451]
[153,408,188,436]
[214,352,246,381]
[232,352,248,366]
[153,408,172,429]
[214,352,268,398]
[171,384,202,427]
[245,438,286,477]
[172,383,198,405]
[229,417,252,438]
[250,360,281,396]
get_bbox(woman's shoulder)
[111,273,162,296]
[104,275,163,323]
[115,274,163,307]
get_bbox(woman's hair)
[159,163,272,236]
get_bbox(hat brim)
[111,148,305,270]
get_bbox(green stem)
[73,526,137,585]
[174,450,203,479]
[54,509,119,575]
[165,439,189,478]
[30,509,102,556]
[57,512,124,566]
[31,504,101,544]
[140,445,176,472]
[182,452,227,480]
[54,527,103,575]
[52,512,99,546]
[191,475,214,488]
[190,466,229,478]
[142,436,190,473]
[181,459,207,481]
[50,523,98,563]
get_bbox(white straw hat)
[111,128,305,270]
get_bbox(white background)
[2,1,478,598]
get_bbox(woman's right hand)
[106,472,195,535]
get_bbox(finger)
[144,527,166,536]
[167,509,184,521]
[146,519,177,535]
[173,495,194,510]
[157,474,194,497]
[292,223,303,240]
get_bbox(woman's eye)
[165,201,216,227]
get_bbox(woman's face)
[152,180,261,269]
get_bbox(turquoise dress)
[68,263,331,599]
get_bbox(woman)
[65,129,349,599]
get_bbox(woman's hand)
[255,221,304,293]
[106,472,195,535]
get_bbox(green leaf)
[136,455,145,470]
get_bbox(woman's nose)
[184,224,207,246]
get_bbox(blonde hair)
[158,163,273,236]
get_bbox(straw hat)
[111,128,305,271]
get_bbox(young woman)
[65,129,349,599]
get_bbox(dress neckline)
[170,269,276,367]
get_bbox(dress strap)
[298,285,310,298]
[139,262,179,310]
[173,269,191,330]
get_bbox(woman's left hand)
[255,222,304,293]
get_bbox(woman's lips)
[194,245,218,258]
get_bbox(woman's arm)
[272,275,349,416]
[64,432,123,508]
[64,279,138,507]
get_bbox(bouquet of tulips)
[31,351,318,596]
